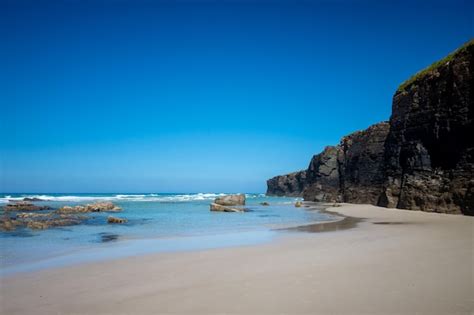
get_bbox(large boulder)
[213,194,245,206]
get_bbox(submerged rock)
[26,221,50,230]
[3,201,52,211]
[0,217,23,231]
[16,212,52,219]
[107,216,127,224]
[23,197,45,202]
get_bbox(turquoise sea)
[0,193,336,275]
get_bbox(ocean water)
[0,193,336,275]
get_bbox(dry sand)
[1,204,473,314]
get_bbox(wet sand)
[1,204,473,314]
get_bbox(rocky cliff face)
[339,122,390,205]
[379,40,473,215]
[267,39,473,215]
[303,146,341,202]
[301,122,390,204]
[266,171,307,196]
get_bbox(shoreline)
[2,203,473,314]
[0,202,339,277]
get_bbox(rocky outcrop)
[266,171,307,196]
[267,39,473,215]
[3,201,52,211]
[303,146,341,202]
[0,212,87,231]
[57,201,121,214]
[1,201,123,231]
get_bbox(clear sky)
[1,0,472,193]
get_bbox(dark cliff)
[379,40,473,215]
[267,39,473,215]
[303,146,341,202]
[301,122,390,204]
[266,171,307,197]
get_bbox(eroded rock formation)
[0,201,123,231]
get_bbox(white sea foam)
[0,193,267,204]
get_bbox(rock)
[1,211,88,231]
[260,202,270,206]
[86,202,122,212]
[266,171,307,197]
[210,194,246,212]
[210,203,244,212]
[26,221,50,230]
[57,202,121,214]
[56,205,87,213]
[107,216,127,224]
[16,212,52,219]
[213,194,245,206]
[295,201,302,207]
[266,39,474,215]
[3,201,52,211]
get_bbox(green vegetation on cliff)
[397,39,474,93]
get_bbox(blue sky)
[1,0,472,193]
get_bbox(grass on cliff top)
[397,39,474,93]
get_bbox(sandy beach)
[1,203,473,315]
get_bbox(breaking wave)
[0,193,265,204]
